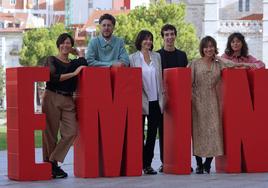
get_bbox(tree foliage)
[114,0,199,61]
[19,23,68,66]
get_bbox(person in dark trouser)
[130,30,164,175]
[157,24,188,173]
[42,33,87,178]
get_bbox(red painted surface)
[113,0,130,9]
[74,67,142,177]
[6,67,268,181]
[6,67,51,181]
[124,0,130,9]
[216,69,268,173]
[163,68,192,174]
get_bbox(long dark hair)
[225,32,248,57]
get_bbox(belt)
[48,88,73,96]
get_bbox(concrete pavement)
[1,141,268,188]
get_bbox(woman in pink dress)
[222,32,265,68]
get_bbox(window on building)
[239,0,243,12]
[245,0,250,11]
[10,0,16,5]
[7,23,13,27]
[88,1,93,8]
[93,19,99,24]
[12,43,19,51]
[33,13,41,17]
[33,0,38,9]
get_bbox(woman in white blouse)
[129,30,164,175]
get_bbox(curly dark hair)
[135,30,154,51]
[199,36,218,57]
[99,13,116,26]
[224,32,248,57]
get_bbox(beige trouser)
[42,90,77,163]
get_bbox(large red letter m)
[74,67,142,177]
[216,69,268,173]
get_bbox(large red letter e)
[6,67,51,180]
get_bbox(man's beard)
[102,33,112,40]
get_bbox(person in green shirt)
[86,13,130,67]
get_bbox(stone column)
[263,0,268,65]
[203,0,219,40]
[23,0,27,9]
[46,0,54,26]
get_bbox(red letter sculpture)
[6,67,51,180]
[74,67,142,177]
[216,69,268,173]
[163,68,192,174]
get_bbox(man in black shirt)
[157,24,189,172]
[158,24,188,69]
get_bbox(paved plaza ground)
[1,141,268,188]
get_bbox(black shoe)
[195,165,204,174]
[143,166,157,175]
[203,162,211,174]
[203,164,211,174]
[50,162,68,179]
[159,164,163,173]
[204,167,210,174]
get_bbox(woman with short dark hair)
[42,33,87,179]
[188,36,254,174]
[129,30,164,175]
[222,32,265,68]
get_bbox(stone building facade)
[169,0,268,66]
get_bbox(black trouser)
[143,101,162,168]
[195,156,213,169]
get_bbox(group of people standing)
[41,13,265,178]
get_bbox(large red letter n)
[216,69,268,173]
